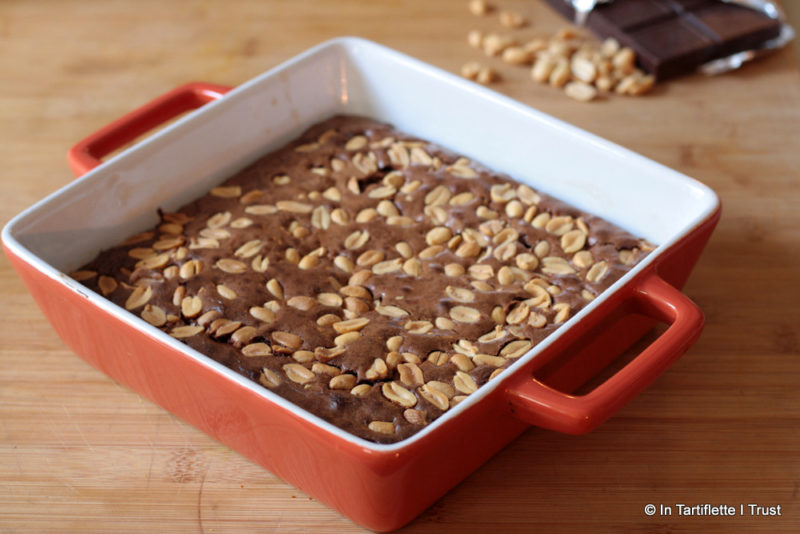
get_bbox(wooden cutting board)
[1,1,799,532]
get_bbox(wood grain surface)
[1,1,799,532]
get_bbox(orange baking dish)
[2,38,720,531]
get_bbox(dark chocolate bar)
[542,0,782,80]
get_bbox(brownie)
[72,116,653,443]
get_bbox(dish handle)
[504,274,703,435]
[67,82,232,176]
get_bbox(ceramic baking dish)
[2,37,720,531]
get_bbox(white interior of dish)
[3,37,719,452]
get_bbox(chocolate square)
[542,0,782,80]
[627,17,716,78]
[669,0,713,10]
[692,2,783,57]
[593,0,673,29]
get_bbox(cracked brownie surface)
[73,115,652,443]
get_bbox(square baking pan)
[2,37,720,531]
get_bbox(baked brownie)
[72,116,652,443]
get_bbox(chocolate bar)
[542,0,782,80]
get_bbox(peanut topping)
[125,285,152,310]
[266,278,284,300]
[561,229,587,254]
[445,285,476,303]
[449,305,482,324]
[75,116,651,444]
[419,384,450,411]
[283,363,315,385]
[382,381,417,408]
[170,325,203,339]
[398,363,424,387]
[376,304,409,318]
[334,331,360,346]
[474,354,506,367]
[345,135,367,151]
[501,339,533,359]
[541,256,577,276]
[332,317,370,334]
[330,374,357,390]
[97,275,118,296]
[217,284,237,300]
[445,263,465,277]
[259,369,281,388]
[249,306,276,323]
[141,304,166,327]
[365,358,389,380]
[404,409,426,426]
[426,227,452,246]
[368,421,395,435]
[231,326,257,346]
[273,331,302,350]
[344,230,370,250]
[70,270,97,281]
[242,343,272,357]
[454,371,478,395]
[215,258,247,274]
[210,186,241,198]
[287,296,316,311]
[586,260,609,283]
[276,200,312,214]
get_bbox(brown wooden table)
[2,1,799,532]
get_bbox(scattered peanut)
[468,0,491,16]
[499,10,526,29]
[456,15,655,101]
